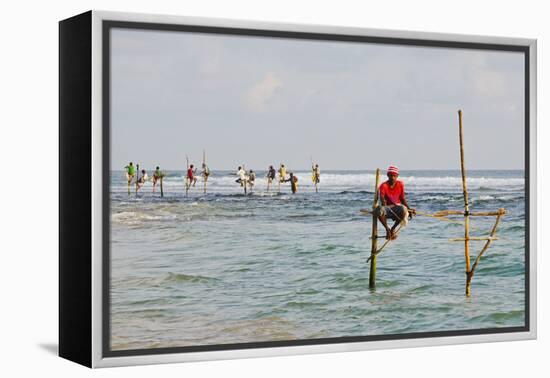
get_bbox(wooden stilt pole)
[468,209,505,281]
[135,163,140,195]
[185,156,189,197]
[243,164,247,195]
[203,149,207,194]
[160,176,164,198]
[369,168,381,289]
[457,110,473,296]
[433,210,506,217]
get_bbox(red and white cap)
[387,166,399,175]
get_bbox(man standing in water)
[375,166,415,240]
[285,172,299,193]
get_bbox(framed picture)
[59,10,537,368]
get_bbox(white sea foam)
[112,171,524,194]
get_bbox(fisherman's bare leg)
[390,220,401,240]
[376,213,393,240]
[388,205,406,239]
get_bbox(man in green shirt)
[152,166,162,193]
[125,162,136,184]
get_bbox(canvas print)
[107,26,526,352]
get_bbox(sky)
[110,28,525,171]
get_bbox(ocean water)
[109,170,525,351]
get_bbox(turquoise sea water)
[109,170,525,351]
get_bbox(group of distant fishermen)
[124,162,210,193]
[184,163,210,189]
[123,161,321,194]
[124,163,164,193]
[236,163,320,194]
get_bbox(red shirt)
[187,168,194,179]
[379,180,404,205]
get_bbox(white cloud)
[244,72,283,112]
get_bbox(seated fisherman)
[201,163,210,183]
[187,164,198,187]
[375,166,415,240]
[125,162,136,184]
[248,169,256,189]
[152,166,162,192]
[236,166,247,186]
[312,164,320,184]
[267,165,276,184]
[136,169,148,192]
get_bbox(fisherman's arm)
[401,194,409,208]
[401,193,416,215]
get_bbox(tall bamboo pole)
[457,110,472,296]
[369,168,381,289]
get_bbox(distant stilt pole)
[369,168,381,289]
[187,156,190,197]
[457,110,472,296]
[160,176,164,198]
[203,149,207,194]
[135,164,140,195]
